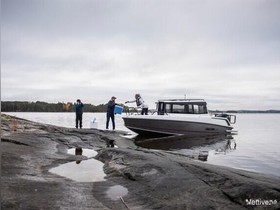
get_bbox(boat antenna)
[184,94,187,100]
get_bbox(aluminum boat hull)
[123,115,233,136]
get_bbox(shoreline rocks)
[1,114,279,209]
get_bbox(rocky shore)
[1,114,279,210]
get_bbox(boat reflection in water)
[134,134,236,162]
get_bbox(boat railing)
[214,113,237,124]
[157,98,205,102]
[124,107,141,115]
[229,115,237,124]
[150,110,159,115]
[125,107,158,115]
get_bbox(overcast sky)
[2,0,280,110]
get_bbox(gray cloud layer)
[2,0,280,110]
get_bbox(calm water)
[4,112,280,177]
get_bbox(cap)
[111,96,117,99]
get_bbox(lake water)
[4,112,280,177]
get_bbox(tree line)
[2,101,278,113]
[1,101,110,112]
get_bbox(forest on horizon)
[1,101,279,113]
[1,101,113,112]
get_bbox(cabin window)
[157,102,207,114]
[192,104,207,114]
[165,104,172,113]
[157,103,163,114]
[193,105,199,113]
[172,104,185,113]
[188,104,194,113]
[157,102,168,115]
[185,104,207,114]
[198,105,206,113]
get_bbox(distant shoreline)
[2,110,280,114]
[1,101,279,113]
[210,110,280,114]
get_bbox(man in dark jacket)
[75,99,84,129]
[106,96,117,130]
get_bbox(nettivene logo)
[245,198,278,206]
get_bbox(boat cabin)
[157,99,208,115]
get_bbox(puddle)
[49,159,106,182]
[49,147,105,182]
[67,148,98,158]
[106,185,128,200]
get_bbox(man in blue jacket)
[106,96,117,130]
[75,99,84,129]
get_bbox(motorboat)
[122,99,237,137]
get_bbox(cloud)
[1,0,280,110]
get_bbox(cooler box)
[114,105,123,114]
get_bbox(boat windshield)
[157,102,207,115]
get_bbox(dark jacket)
[107,100,115,114]
[75,103,84,114]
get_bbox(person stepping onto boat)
[125,94,149,115]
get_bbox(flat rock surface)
[1,114,280,209]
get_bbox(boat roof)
[157,99,206,103]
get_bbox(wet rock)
[1,114,280,210]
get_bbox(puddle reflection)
[67,148,98,158]
[106,185,128,200]
[49,147,105,182]
[49,159,106,182]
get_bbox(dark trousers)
[106,112,115,130]
[76,113,83,128]
[141,108,148,115]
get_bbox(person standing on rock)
[125,93,149,115]
[106,96,117,130]
[75,99,84,129]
